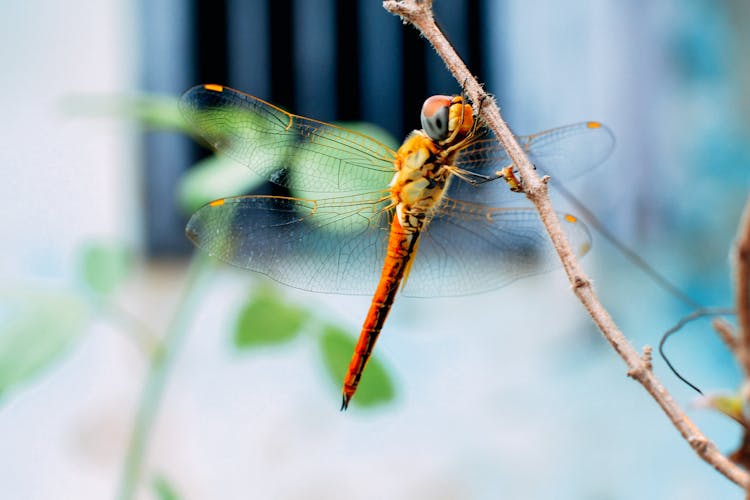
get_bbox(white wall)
[0,0,137,283]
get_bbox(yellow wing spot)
[209,199,226,207]
[564,213,578,223]
[579,242,591,255]
[204,84,224,92]
[586,121,602,129]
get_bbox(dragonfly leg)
[446,165,504,186]
[498,165,524,192]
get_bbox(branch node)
[688,436,710,455]
[523,179,549,201]
[573,276,590,289]
[641,345,654,371]
[627,365,644,380]
[627,349,653,379]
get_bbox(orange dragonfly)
[180,84,614,409]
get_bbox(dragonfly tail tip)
[340,395,351,411]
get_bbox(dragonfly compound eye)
[421,95,452,142]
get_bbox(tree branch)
[736,197,750,376]
[713,318,739,354]
[383,0,750,488]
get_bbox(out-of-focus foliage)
[152,474,181,500]
[177,155,264,214]
[699,393,745,425]
[319,324,395,408]
[234,287,308,348]
[0,240,134,398]
[79,241,132,295]
[60,94,187,131]
[233,286,396,409]
[0,289,88,396]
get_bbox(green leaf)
[177,155,265,215]
[233,288,308,349]
[698,393,746,425]
[152,474,181,500]
[0,290,89,396]
[60,94,187,131]
[79,242,132,295]
[319,324,395,408]
[287,121,398,201]
[336,121,399,151]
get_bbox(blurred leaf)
[0,290,89,396]
[177,155,265,215]
[233,288,308,349]
[60,94,187,131]
[336,121,399,151]
[79,242,132,295]
[698,393,746,425]
[152,474,181,500]
[319,324,394,408]
[288,121,398,201]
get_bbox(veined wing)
[180,84,397,197]
[186,194,394,295]
[448,121,615,205]
[401,197,591,297]
[187,194,588,297]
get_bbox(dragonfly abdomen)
[341,218,419,410]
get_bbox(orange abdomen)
[340,217,417,410]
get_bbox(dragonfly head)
[420,95,474,145]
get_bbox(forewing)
[180,85,396,196]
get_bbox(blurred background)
[2,0,750,499]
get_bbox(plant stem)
[116,256,210,500]
[96,298,161,358]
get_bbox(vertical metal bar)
[139,0,195,255]
[359,0,404,137]
[294,0,336,121]
[227,0,270,98]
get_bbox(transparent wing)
[187,194,589,297]
[186,194,393,295]
[180,84,397,196]
[448,121,615,206]
[401,198,591,297]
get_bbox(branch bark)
[736,197,750,376]
[383,0,750,488]
[713,317,739,354]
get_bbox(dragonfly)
[180,84,614,409]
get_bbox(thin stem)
[95,298,161,357]
[383,0,750,488]
[734,196,750,496]
[659,307,736,395]
[713,318,739,353]
[116,256,210,500]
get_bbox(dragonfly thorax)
[391,130,455,232]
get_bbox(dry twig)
[383,0,750,488]
[733,197,750,492]
[736,198,750,376]
[714,318,739,354]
